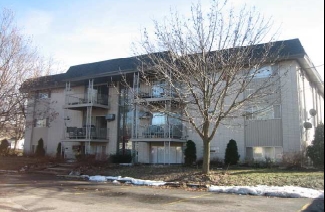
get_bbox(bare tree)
[0,9,56,149]
[130,0,285,174]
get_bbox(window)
[252,146,283,161]
[152,80,165,98]
[246,105,281,120]
[37,91,50,99]
[168,114,182,125]
[249,66,275,79]
[34,119,47,127]
[152,113,166,125]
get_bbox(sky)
[0,0,324,80]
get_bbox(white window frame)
[34,118,48,127]
[252,146,283,161]
[248,66,275,79]
[246,104,282,121]
[37,91,50,99]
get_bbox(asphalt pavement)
[0,173,323,212]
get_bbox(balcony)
[65,93,110,109]
[137,86,180,99]
[132,124,184,140]
[64,126,108,141]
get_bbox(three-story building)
[22,39,324,164]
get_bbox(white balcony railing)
[65,126,108,140]
[65,93,109,106]
[133,124,183,139]
[137,86,180,99]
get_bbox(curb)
[0,170,18,174]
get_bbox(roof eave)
[297,56,324,97]
[64,69,138,82]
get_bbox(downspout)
[116,82,121,154]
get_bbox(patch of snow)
[81,175,90,179]
[89,175,107,182]
[209,185,324,199]
[130,179,166,186]
[88,175,165,186]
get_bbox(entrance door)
[150,145,183,164]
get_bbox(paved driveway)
[0,173,323,212]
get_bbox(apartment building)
[22,39,324,164]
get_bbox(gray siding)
[280,61,301,153]
[245,119,283,147]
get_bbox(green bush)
[184,140,197,166]
[35,138,46,157]
[0,139,10,156]
[307,124,324,168]
[110,154,132,163]
[224,139,240,166]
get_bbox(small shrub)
[282,152,305,169]
[0,139,10,156]
[196,157,224,168]
[224,139,240,166]
[242,158,255,167]
[265,157,276,169]
[184,140,197,166]
[110,154,132,163]
[35,138,46,157]
[76,154,96,163]
[210,157,224,167]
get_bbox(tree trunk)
[202,140,211,174]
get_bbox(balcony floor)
[61,138,109,143]
[130,138,186,143]
[64,103,110,110]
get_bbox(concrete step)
[56,163,79,168]
[30,170,67,175]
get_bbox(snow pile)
[209,185,324,199]
[88,175,106,182]
[85,175,323,198]
[87,175,166,186]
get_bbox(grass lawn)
[207,169,324,190]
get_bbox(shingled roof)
[21,38,309,91]
[65,56,140,79]
[64,39,306,79]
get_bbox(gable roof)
[65,39,306,79]
[65,56,140,79]
[20,73,66,92]
[22,39,321,92]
